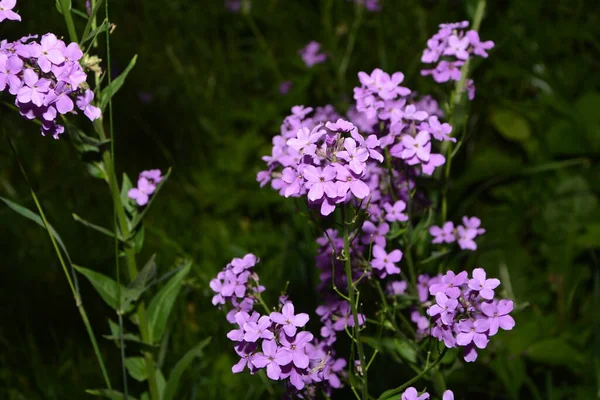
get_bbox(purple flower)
[429,221,455,244]
[383,200,408,222]
[303,165,337,202]
[361,221,389,247]
[337,137,369,174]
[76,89,102,120]
[456,319,489,349]
[387,280,407,296]
[444,35,470,60]
[16,69,50,107]
[140,169,163,184]
[429,270,468,298]
[232,342,257,373]
[30,34,65,73]
[401,387,430,400]
[371,245,402,276]
[481,300,515,335]
[299,41,327,67]
[227,311,252,342]
[286,126,323,156]
[456,225,477,250]
[270,302,309,336]
[401,131,431,162]
[335,165,369,199]
[251,339,293,380]
[279,331,313,369]
[0,0,20,22]
[128,177,156,206]
[466,30,494,58]
[243,315,274,342]
[402,104,428,121]
[0,54,23,94]
[443,390,455,400]
[279,80,292,94]
[427,292,458,325]
[462,216,486,235]
[468,268,500,300]
[421,153,446,175]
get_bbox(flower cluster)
[411,268,515,362]
[401,387,454,400]
[421,21,494,99]
[0,0,20,22]
[299,41,327,68]
[258,106,383,216]
[127,169,163,206]
[211,255,348,397]
[0,29,101,138]
[429,216,486,251]
[209,253,264,323]
[353,68,453,176]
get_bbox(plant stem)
[59,0,79,43]
[9,141,112,389]
[441,0,487,222]
[378,348,448,400]
[100,0,160,397]
[342,207,368,400]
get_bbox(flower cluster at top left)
[0,1,100,138]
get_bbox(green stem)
[10,142,111,389]
[378,348,448,400]
[342,207,368,400]
[100,0,160,397]
[59,0,79,43]
[441,0,487,222]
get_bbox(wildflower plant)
[1,2,208,400]
[213,0,515,399]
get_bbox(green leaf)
[526,337,585,372]
[147,260,192,343]
[122,254,157,309]
[86,389,138,400]
[82,19,110,46]
[491,109,531,142]
[132,225,145,253]
[105,320,157,352]
[73,213,120,240]
[73,265,129,311]
[121,173,137,215]
[125,357,147,382]
[162,337,212,400]
[99,55,138,110]
[0,196,72,265]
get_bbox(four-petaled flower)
[468,268,500,299]
[251,339,293,380]
[270,302,309,336]
[481,299,515,335]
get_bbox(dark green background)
[0,0,599,399]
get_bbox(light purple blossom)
[371,245,402,276]
[0,0,20,22]
[468,268,500,300]
[251,339,293,380]
[270,302,309,337]
[299,41,327,67]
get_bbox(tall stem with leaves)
[342,207,368,399]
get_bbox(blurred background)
[0,0,599,399]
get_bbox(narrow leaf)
[162,337,212,400]
[147,260,191,343]
[83,19,110,45]
[86,389,138,400]
[73,265,128,311]
[73,213,120,240]
[99,55,138,110]
[122,254,157,309]
[0,196,72,264]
